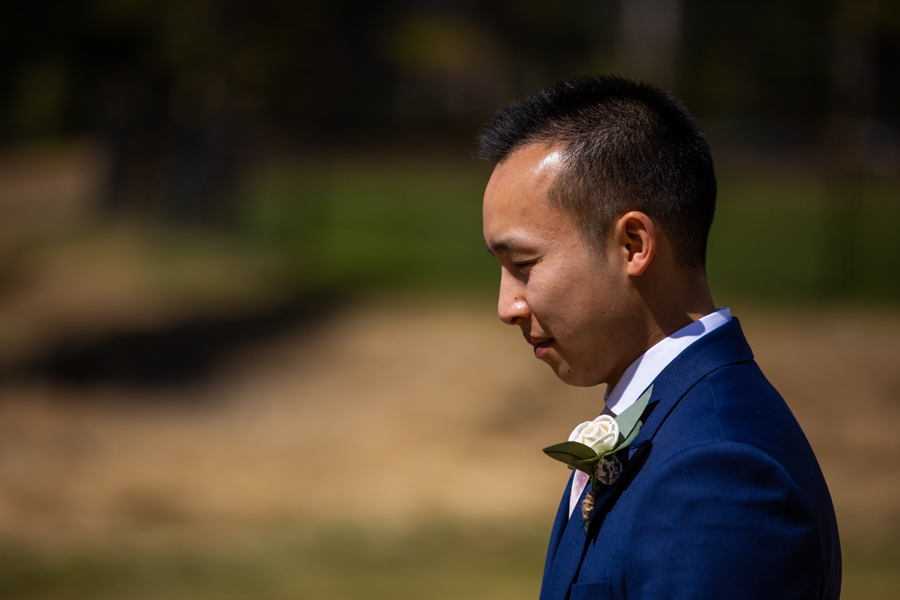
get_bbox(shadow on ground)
[0,291,346,389]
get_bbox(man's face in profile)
[483,143,638,388]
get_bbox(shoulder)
[658,360,815,460]
[617,438,833,599]
[614,363,841,598]
[650,360,835,517]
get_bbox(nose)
[497,268,530,325]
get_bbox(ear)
[612,212,656,277]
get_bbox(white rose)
[568,415,619,454]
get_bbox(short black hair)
[477,75,716,271]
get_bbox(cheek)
[526,280,569,326]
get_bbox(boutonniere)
[543,384,653,526]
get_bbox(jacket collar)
[629,317,753,448]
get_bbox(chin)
[551,363,605,388]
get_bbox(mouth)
[526,336,554,358]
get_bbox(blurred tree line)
[0,0,898,221]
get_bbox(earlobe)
[618,212,655,277]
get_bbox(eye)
[514,260,537,272]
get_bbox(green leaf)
[612,420,642,453]
[543,441,598,468]
[571,458,602,473]
[614,384,653,445]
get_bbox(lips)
[526,335,554,358]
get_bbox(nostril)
[498,290,527,325]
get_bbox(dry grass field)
[0,296,898,598]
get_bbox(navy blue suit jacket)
[540,318,841,600]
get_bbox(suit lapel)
[539,318,754,600]
[541,471,575,587]
[540,476,591,600]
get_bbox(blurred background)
[0,0,898,598]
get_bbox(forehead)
[482,143,578,252]
[484,143,563,205]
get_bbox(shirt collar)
[603,308,732,416]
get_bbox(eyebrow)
[484,238,522,257]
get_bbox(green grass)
[1,524,897,599]
[841,538,900,600]
[7,157,895,306]
[234,158,900,304]
[709,172,900,304]
[0,524,547,600]
[234,158,499,294]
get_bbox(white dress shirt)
[568,308,732,517]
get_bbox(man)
[479,76,841,600]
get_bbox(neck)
[653,273,716,338]
[607,269,715,391]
